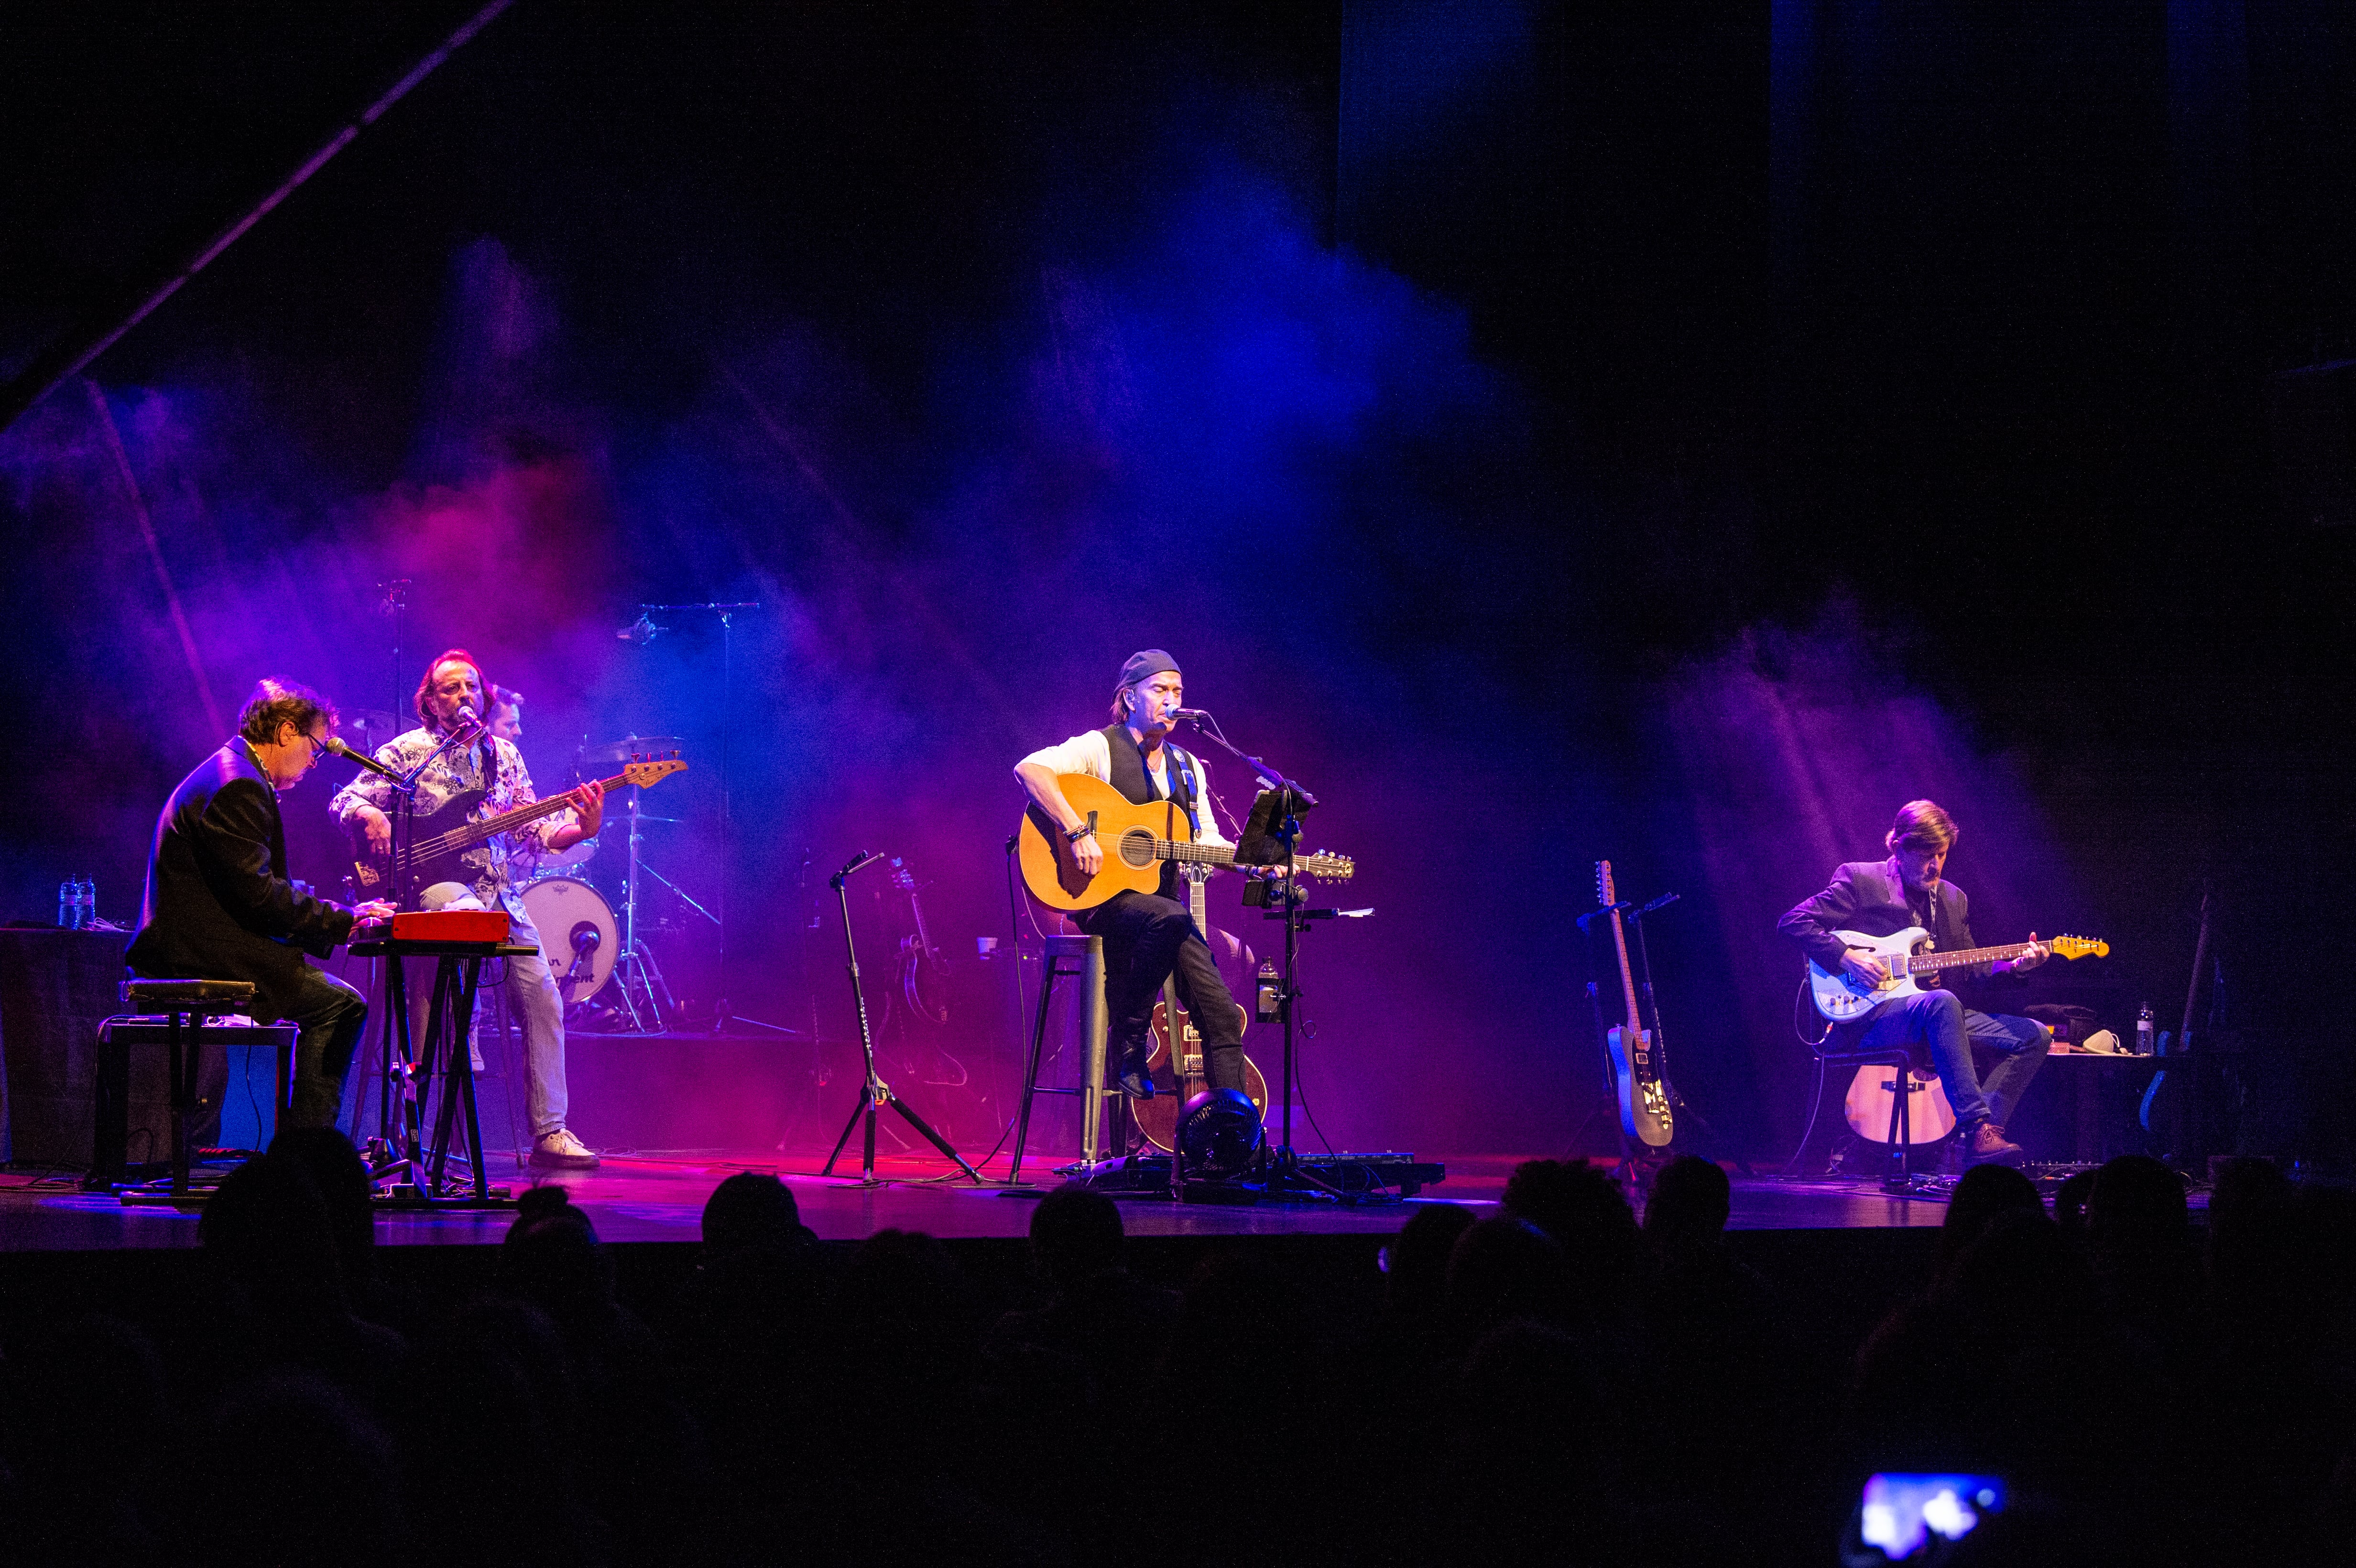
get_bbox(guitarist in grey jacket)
[127,678,395,1129]
[1778,799,2051,1166]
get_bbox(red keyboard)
[352,910,513,945]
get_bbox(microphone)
[1171,708,1211,720]
[617,612,665,644]
[831,849,883,887]
[324,737,402,781]
[1640,891,1681,914]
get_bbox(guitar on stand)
[891,856,951,1027]
[1134,862,1270,1155]
[1594,861,1673,1152]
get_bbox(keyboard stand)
[349,935,537,1208]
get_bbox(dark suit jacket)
[125,739,357,1007]
[1777,857,1989,983]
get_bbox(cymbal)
[579,734,683,766]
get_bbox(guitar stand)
[818,854,980,1187]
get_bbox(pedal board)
[1294,1152,1445,1198]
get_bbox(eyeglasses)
[300,731,330,771]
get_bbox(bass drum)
[521,875,618,1006]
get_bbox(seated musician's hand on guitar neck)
[1841,948,1890,987]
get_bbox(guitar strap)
[1167,744,1202,837]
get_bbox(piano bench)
[91,980,285,1198]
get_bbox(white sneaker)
[530,1128,600,1169]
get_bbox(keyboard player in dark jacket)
[126,678,394,1129]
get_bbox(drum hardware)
[611,602,793,1039]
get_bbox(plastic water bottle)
[2136,1003,2155,1057]
[57,878,77,929]
[76,877,96,929]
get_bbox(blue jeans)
[1852,988,2050,1129]
[482,899,570,1136]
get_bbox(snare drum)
[520,875,618,1005]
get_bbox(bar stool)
[1006,934,1112,1185]
[96,979,260,1198]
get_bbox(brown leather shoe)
[1965,1120,2024,1166]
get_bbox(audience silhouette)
[1,1151,2331,1564]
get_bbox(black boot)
[1114,1033,1155,1099]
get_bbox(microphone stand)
[820,850,981,1187]
[1178,712,1343,1201]
[364,714,484,1157]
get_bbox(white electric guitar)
[1808,927,2109,1022]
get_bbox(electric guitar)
[350,753,687,903]
[1596,860,1672,1148]
[1134,862,1269,1154]
[1017,773,1353,911]
[1808,927,2108,1022]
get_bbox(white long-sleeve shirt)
[1018,729,1233,849]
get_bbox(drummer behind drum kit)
[520,733,713,1034]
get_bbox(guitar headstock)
[1299,850,1353,881]
[621,753,688,788]
[1596,859,1617,907]
[889,857,921,893]
[2050,934,2110,961]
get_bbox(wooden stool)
[100,979,258,1198]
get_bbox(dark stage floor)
[0,1147,1974,1253]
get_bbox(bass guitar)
[1808,927,2108,1022]
[1596,860,1672,1148]
[1017,773,1353,911]
[351,752,687,903]
[1133,862,1269,1153]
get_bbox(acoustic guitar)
[1133,862,1269,1152]
[1595,860,1672,1148]
[1808,926,2108,1022]
[351,753,686,903]
[1842,1064,1957,1145]
[1017,772,1353,911]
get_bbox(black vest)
[1100,723,1201,901]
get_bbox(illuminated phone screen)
[1860,1474,2005,1558]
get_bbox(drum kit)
[519,732,716,1033]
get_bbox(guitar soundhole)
[1118,829,1156,869]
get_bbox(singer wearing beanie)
[1013,649,1255,1103]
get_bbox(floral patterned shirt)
[328,726,574,917]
